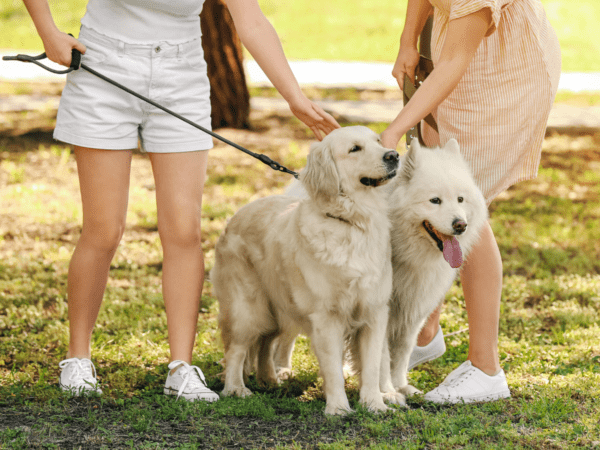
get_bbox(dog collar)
[326,213,350,224]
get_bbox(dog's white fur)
[211,126,402,415]
[380,139,488,403]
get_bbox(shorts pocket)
[80,42,111,66]
[182,45,207,71]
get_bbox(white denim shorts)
[54,26,213,153]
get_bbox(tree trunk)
[200,0,250,130]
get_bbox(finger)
[312,104,340,130]
[406,64,416,85]
[74,41,87,55]
[311,126,324,141]
[393,67,407,91]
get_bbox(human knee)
[158,214,201,249]
[81,217,126,254]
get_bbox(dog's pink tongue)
[442,237,463,268]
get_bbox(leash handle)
[2,47,81,74]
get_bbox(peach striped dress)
[422,0,561,203]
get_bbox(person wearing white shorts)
[22,0,339,400]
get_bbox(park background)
[0,0,599,448]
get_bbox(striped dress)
[422,0,561,203]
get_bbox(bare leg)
[460,221,502,375]
[416,305,441,346]
[149,151,208,364]
[67,147,133,358]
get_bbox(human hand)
[380,127,402,151]
[391,45,420,91]
[41,30,86,67]
[288,95,340,141]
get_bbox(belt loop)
[117,41,125,58]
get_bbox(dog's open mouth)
[422,220,463,268]
[360,170,397,187]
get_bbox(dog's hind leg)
[222,339,254,397]
[273,327,299,381]
[256,330,280,386]
[218,281,272,397]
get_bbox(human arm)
[381,7,492,149]
[393,0,433,90]
[225,0,340,140]
[22,0,86,66]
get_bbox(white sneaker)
[59,357,102,395]
[408,325,446,370]
[424,360,511,404]
[164,360,219,402]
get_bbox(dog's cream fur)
[380,139,488,403]
[211,126,402,415]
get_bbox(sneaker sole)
[425,390,511,404]
[59,383,102,395]
[164,387,219,402]
[408,347,447,370]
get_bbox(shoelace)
[168,360,208,399]
[59,358,97,385]
[443,368,476,389]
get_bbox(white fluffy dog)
[211,126,402,415]
[380,139,488,404]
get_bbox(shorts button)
[155,46,161,53]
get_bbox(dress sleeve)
[448,0,503,36]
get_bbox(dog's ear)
[444,138,461,155]
[300,140,340,201]
[400,138,420,181]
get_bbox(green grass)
[0,110,599,447]
[1,0,599,72]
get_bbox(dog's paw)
[276,367,294,381]
[395,384,423,397]
[382,391,407,407]
[324,402,354,416]
[362,399,389,414]
[256,372,279,387]
[221,385,253,398]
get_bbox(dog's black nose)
[452,219,467,234]
[384,150,399,163]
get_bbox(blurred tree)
[200,0,251,130]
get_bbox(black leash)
[3,47,299,179]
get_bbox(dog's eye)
[349,145,362,153]
[458,197,464,203]
[430,197,441,205]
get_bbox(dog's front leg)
[390,322,423,397]
[380,335,406,407]
[357,306,392,412]
[309,314,352,415]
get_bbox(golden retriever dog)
[211,126,401,415]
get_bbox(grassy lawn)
[1,0,599,72]
[0,100,599,447]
